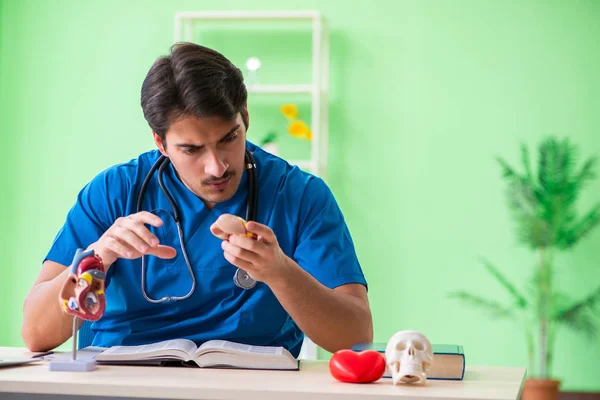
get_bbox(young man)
[22,43,373,356]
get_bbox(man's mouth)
[206,176,231,191]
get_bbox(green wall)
[1,0,599,392]
[0,0,17,339]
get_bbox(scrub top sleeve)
[44,166,129,268]
[292,177,367,290]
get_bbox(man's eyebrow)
[174,125,240,149]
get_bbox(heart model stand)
[49,249,107,372]
[48,315,95,371]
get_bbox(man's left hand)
[221,222,292,285]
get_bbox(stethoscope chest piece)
[233,268,257,290]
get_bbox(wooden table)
[0,347,526,400]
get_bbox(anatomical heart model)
[385,330,434,385]
[59,248,107,320]
[50,248,106,371]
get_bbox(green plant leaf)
[449,292,515,320]
[497,146,562,248]
[559,203,600,248]
[521,143,534,186]
[554,285,600,340]
[479,258,528,308]
[506,180,538,217]
[497,156,523,182]
[504,181,551,247]
[259,131,278,146]
[537,137,574,195]
[574,157,598,188]
[504,137,600,249]
[555,138,577,194]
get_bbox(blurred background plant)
[258,131,278,146]
[258,103,312,152]
[281,103,312,141]
[450,136,600,382]
[259,104,312,147]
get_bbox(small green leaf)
[521,143,534,185]
[449,292,515,320]
[480,258,528,308]
[560,203,600,248]
[555,285,600,339]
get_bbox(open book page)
[95,339,197,362]
[193,340,298,370]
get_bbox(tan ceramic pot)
[521,378,560,400]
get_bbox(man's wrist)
[86,242,116,270]
[265,257,299,291]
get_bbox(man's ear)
[242,105,250,131]
[152,131,168,157]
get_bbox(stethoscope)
[137,148,258,304]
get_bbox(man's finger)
[113,226,151,254]
[227,234,266,255]
[222,241,259,264]
[105,236,136,259]
[127,223,160,248]
[130,211,164,227]
[244,222,276,244]
[147,245,177,259]
[120,214,162,247]
[223,251,254,273]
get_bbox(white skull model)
[385,330,434,385]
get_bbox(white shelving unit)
[245,84,315,94]
[174,11,329,360]
[174,10,329,181]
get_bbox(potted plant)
[450,136,600,400]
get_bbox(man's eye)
[223,133,238,143]
[183,148,199,155]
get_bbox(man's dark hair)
[141,42,248,142]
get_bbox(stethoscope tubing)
[138,148,258,303]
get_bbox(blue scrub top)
[45,141,367,357]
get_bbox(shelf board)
[176,11,321,20]
[247,84,315,94]
[287,160,313,169]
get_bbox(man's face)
[154,112,248,208]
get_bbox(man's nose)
[204,150,228,178]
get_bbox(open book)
[94,339,299,371]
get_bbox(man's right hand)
[21,211,177,351]
[88,211,177,269]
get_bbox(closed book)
[351,342,465,380]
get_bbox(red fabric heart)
[329,349,386,383]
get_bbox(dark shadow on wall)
[560,392,600,400]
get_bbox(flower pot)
[521,378,560,400]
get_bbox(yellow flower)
[280,104,298,120]
[288,120,312,140]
